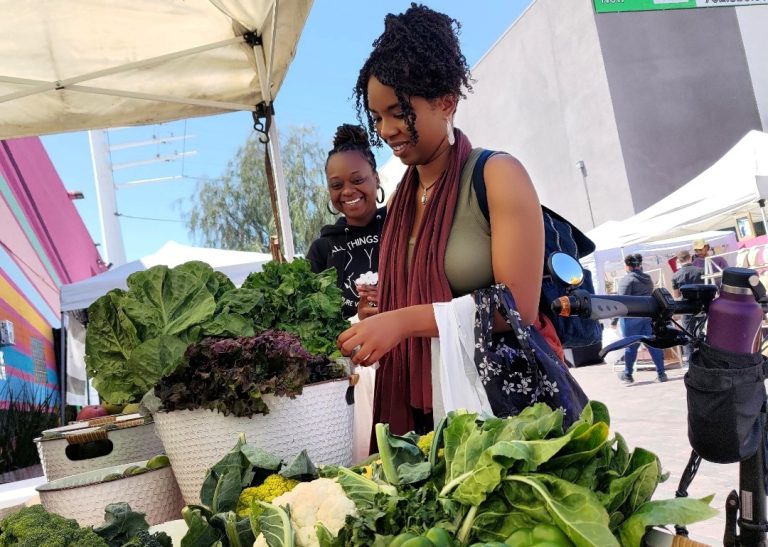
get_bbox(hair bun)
[333,124,369,149]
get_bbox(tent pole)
[267,120,295,260]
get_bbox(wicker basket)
[35,415,165,481]
[152,377,354,505]
[36,459,183,527]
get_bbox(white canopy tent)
[60,241,272,405]
[0,0,312,258]
[60,241,272,312]
[587,130,768,251]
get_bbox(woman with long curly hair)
[337,4,552,437]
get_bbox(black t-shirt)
[672,263,704,290]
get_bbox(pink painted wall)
[0,138,105,287]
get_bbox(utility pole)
[90,129,126,267]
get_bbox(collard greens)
[85,259,347,404]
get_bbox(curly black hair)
[326,123,377,171]
[354,3,473,146]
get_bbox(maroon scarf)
[373,129,472,435]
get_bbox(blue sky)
[41,1,533,263]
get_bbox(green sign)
[594,0,768,13]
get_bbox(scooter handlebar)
[552,290,699,320]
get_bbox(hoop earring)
[376,186,385,204]
[326,200,340,215]
[446,118,455,146]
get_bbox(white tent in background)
[60,241,272,405]
[587,130,768,250]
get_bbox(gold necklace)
[419,180,438,205]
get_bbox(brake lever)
[599,331,690,359]
[599,335,648,358]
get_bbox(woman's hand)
[338,310,404,366]
[356,285,379,319]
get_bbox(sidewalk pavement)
[570,362,738,546]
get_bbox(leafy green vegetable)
[503,474,619,547]
[86,262,222,403]
[375,423,429,486]
[155,330,344,417]
[92,502,152,547]
[279,450,318,480]
[201,434,270,512]
[241,259,349,357]
[256,501,295,547]
[181,506,224,547]
[618,496,718,547]
[335,466,397,506]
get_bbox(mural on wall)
[0,138,105,405]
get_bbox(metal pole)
[577,160,596,228]
[267,121,295,260]
[89,130,126,266]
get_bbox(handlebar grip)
[553,293,660,320]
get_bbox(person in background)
[692,239,728,278]
[337,4,554,436]
[671,249,704,364]
[306,124,386,320]
[617,253,668,383]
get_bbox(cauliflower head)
[253,478,356,547]
[237,474,299,517]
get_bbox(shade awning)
[0,0,312,139]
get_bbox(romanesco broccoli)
[0,504,108,547]
[236,474,299,517]
[417,431,434,455]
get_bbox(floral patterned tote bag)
[473,284,588,425]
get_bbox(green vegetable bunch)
[92,502,171,547]
[240,259,349,357]
[85,261,238,404]
[315,402,717,547]
[180,433,318,547]
[0,504,108,547]
[154,329,345,417]
[86,259,347,405]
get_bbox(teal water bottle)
[706,268,764,353]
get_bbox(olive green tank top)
[444,148,494,295]
[406,149,494,295]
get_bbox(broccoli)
[236,474,299,517]
[0,504,108,547]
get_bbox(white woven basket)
[36,460,184,527]
[152,378,354,505]
[35,418,165,481]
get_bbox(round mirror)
[548,252,584,287]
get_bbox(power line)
[115,213,184,223]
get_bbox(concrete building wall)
[595,7,763,212]
[737,6,768,132]
[455,0,633,231]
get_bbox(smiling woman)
[336,4,554,441]
[305,124,387,320]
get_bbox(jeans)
[620,317,666,375]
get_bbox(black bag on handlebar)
[685,342,768,464]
